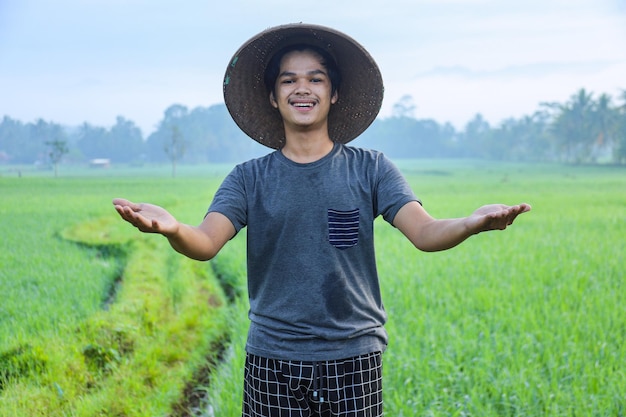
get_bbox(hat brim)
[223,23,384,149]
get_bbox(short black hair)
[264,44,341,96]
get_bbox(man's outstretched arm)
[393,200,531,252]
[112,198,236,261]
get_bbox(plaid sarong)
[243,351,383,417]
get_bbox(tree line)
[359,88,626,164]
[1,88,625,172]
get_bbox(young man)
[113,23,531,417]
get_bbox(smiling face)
[269,49,339,138]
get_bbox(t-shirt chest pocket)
[327,208,360,249]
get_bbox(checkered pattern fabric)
[243,352,383,417]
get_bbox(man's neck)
[281,131,335,163]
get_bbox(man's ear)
[269,91,278,108]
[331,91,338,105]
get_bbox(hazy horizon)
[1,0,624,135]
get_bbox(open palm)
[469,203,531,233]
[112,198,179,235]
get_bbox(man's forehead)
[280,48,325,64]
[279,50,327,72]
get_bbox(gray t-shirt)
[208,143,419,361]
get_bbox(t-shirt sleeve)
[206,165,248,233]
[375,154,421,225]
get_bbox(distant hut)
[89,158,111,168]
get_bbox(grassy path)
[0,176,230,416]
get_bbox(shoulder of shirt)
[232,150,277,169]
[338,143,387,161]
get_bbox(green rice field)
[0,160,624,416]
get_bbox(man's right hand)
[112,198,179,236]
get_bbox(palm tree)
[544,89,596,163]
[592,93,617,161]
[613,90,626,164]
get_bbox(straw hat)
[223,23,384,149]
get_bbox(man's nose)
[294,79,311,94]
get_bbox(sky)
[1,0,625,136]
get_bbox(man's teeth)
[293,103,314,107]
